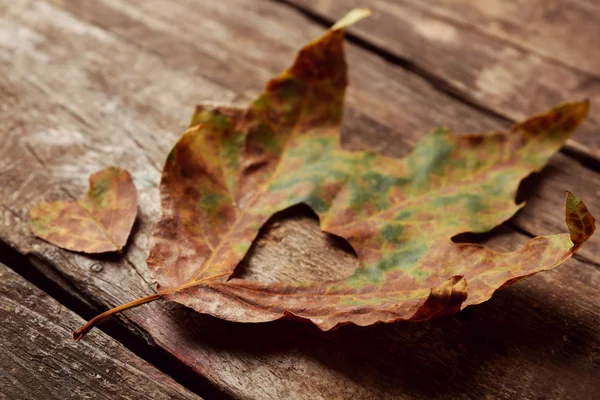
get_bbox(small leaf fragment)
[30,166,138,253]
[565,191,596,250]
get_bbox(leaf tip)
[555,99,590,131]
[91,165,130,182]
[331,8,372,31]
[562,99,590,122]
[565,191,596,250]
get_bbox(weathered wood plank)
[0,0,599,398]
[407,0,600,76]
[289,0,600,158]
[0,263,201,400]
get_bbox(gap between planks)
[0,239,233,400]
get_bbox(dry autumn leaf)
[30,166,138,253]
[74,9,595,340]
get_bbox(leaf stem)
[73,293,161,341]
[73,272,231,341]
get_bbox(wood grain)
[0,263,200,400]
[0,0,599,398]
[289,0,600,158]
[408,0,600,76]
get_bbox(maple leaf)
[30,166,138,253]
[74,9,595,340]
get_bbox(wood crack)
[24,143,46,167]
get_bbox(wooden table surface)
[1,1,599,399]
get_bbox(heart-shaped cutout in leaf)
[30,166,138,253]
[74,9,595,340]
